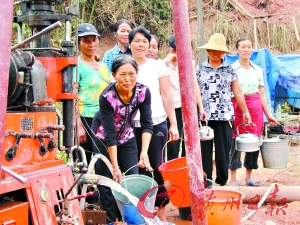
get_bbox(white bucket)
[260,139,289,169]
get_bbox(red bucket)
[158,157,191,207]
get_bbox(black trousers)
[200,121,232,186]
[135,121,170,207]
[228,138,259,170]
[73,117,94,165]
[167,107,186,161]
[92,137,139,223]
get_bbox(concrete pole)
[171,0,207,224]
[196,0,206,63]
[0,0,13,184]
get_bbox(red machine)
[0,1,91,224]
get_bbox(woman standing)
[146,34,160,59]
[91,54,153,223]
[196,33,251,186]
[228,37,278,186]
[163,34,206,161]
[75,23,111,164]
[102,19,134,71]
[128,26,179,222]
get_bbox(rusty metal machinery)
[0,1,96,225]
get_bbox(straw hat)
[198,33,231,54]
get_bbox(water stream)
[97,175,167,225]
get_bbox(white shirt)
[134,58,170,126]
[162,58,196,108]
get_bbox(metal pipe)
[171,0,207,224]
[2,166,27,184]
[17,23,22,43]
[65,20,71,41]
[11,21,62,51]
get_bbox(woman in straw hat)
[195,33,251,186]
[228,37,278,187]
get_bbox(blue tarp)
[225,48,300,111]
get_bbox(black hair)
[111,54,138,74]
[78,35,99,42]
[128,26,151,45]
[236,37,252,49]
[151,34,160,49]
[113,19,134,32]
[168,34,176,49]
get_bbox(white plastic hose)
[241,183,279,222]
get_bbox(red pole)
[171,0,208,224]
[0,0,13,183]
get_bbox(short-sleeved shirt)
[196,60,238,121]
[75,60,110,118]
[93,82,153,146]
[231,60,264,94]
[102,44,124,72]
[134,58,170,126]
[162,58,196,109]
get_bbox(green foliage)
[79,0,173,43]
[56,151,68,164]
[281,101,292,113]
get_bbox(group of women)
[75,19,277,223]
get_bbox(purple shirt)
[93,82,153,146]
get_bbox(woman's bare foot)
[157,206,167,222]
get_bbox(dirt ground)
[165,145,300,225]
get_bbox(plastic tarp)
[225,48,300,110]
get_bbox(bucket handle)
[236,122,257,136]
[199,120,208,127]
[161,138,186,164]
[123,162,154,177]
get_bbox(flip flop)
[246,180,260,186]
[232,183,239,187]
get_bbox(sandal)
[246,180,260,186]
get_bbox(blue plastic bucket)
[123,203,146,224]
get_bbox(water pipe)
[219,185,300,203]
[213,184,300,221]
[171,0,207,224]
[88,153,113,174]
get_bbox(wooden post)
[196,0,206,63]
[219,0,226,11]
[292,16,300,41]
[266,18,271,49]
[253,19,258,49]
